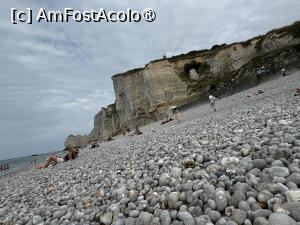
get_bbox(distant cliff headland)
[65,21,300,148]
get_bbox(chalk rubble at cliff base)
[0,72,300,225]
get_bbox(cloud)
[0,0,300,159]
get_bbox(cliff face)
[65,21,300,147]
[89,103,120,141]
[112,60,189,128]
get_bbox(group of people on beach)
[0,164,9,171]
[37,125,143,170]
[255,62,287,76]
[123,126,143,137]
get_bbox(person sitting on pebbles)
[36,147,79,169]
[134,126,143,135]
[161,117,174,125]
[128,126,143,137]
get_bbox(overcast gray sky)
[0,0,300,160]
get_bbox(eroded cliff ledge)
[65,21,300,148]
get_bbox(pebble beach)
[0,72,300,225]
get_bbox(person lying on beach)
[90,142,99,149]
[36,147,79,169]
[246,90,264,97]
[161,117,174,125]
